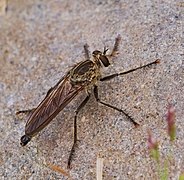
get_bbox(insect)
[17,35,160,168]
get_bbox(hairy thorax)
[70,60,101,86]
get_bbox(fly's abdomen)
[24,77,84,137]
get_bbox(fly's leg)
[94,85,139,127]
[16,108,35,115]
[16,84,55,115]
[103,46,108,55]
[110,34,121,57]
[67,94,91,169]
[83,43,90,60]
[16,108,35,146]
[100,59,160,81]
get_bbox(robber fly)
[17,35,160,168]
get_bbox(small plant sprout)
[166,104,176,141]
[148,130,160,163]
[147,103,182,179]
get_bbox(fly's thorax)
[70,60,101,85]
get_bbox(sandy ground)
[0,0,183,179]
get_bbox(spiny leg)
[103,46,108,55]
[16,84,56,115]
[83,43,90,60]
[16,108,35,115]
[67,94,91,169]
[110,34,121,57]
[93,85,139,127]
[100,59,160,81]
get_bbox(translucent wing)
[25,74,84,136]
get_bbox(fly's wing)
[25,74,84,136]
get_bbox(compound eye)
[100,55,110,67]
[20,135,31,146]
[92,50,101,56]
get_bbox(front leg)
[83,43,90,60]
[100,59,160,81]
[110,34,121,57]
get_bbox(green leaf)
[151,149,159,163]
[179,174,184,180]
[160,161,168,180]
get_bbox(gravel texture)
[0,0,183,179]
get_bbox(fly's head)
[92,48,110,68]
